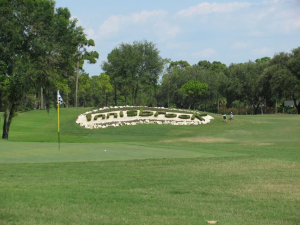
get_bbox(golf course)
[0,108,299,224]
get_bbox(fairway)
[1,108,300,225]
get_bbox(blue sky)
[55,0,300,76]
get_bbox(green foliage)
[102,40,165,105]
[191,114,196,120]
[158,111,166,114]
[180,80,208,109]
[120,111,124,117]
[127,110,137,117]
[86,113,92,121]
[106,113,117,119]
[94,114,105,120]
[178,115,190,119]
[139,111,154,117]
[139,108,144,116]
[165,113,177,118]
[195,114,204,121]
[154,111,159,117]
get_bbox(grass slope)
[0,108,300,224]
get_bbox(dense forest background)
[1,0,300,139]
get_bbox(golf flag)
[57,90,63,150]
[57,90,64,104]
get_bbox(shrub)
[94,114,104,120]
[140,111,154,117]
[191,114,196,120]
[178,115,190,119]
[113,113,118,118]
[154,111,159,117]
[86,114,92,121]
[106,113,111,119]
[158,111,166,114]
[200,113,207,117]
[127,110,137,117]
[120,111,124,117]
[139,108,144,116]
[165,113,177,118]
[195,114,204,121]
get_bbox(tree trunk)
[167,78,169,108]
[275,99,278,114]
[217,96,219,114]
[75,56,79,107]
[254,103,260,115]
[40,87,43,109]
[2,104,15,139]
[114,84,117,106]
[34,93,37,110]
[134,85,139,106]
[293,98,300,114]
[264,98,267,114]
[66,92,69,108]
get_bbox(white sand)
[76,107,214,129]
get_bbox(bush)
[158,111,166,114]
[113,113,118,118]
[140,111,154,117]
[154,111,159,117]
[191,114,196,120]
[195,114,204,121]
[178,115,190,119]
[127,110,137,117]
[200,113,207,117]
[139,108,144,116]
[86,114,92,121]
[94,114,104,120]
[120,111,124,117]
[165,113,177,118]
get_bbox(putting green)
[0,141,245,163]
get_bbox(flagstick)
[57,98,60,151]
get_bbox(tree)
[74,33,99,107]
[98,73,113,107]
[0,0,56,139]
[180,80,208,109]
[264,48,300,114]
[0,0,91,139]
[102,40,165,105]
[197,60,211,69]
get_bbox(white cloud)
[177,2,251,17]
[153,22,180,41]
[85,28,97,40]
[98,10,167,37]
[193,48,216,58]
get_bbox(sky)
[55,0,300,76]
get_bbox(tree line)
[1,0,299,140]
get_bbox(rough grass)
[0,108,299,224]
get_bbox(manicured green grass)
[0,108,300,224]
